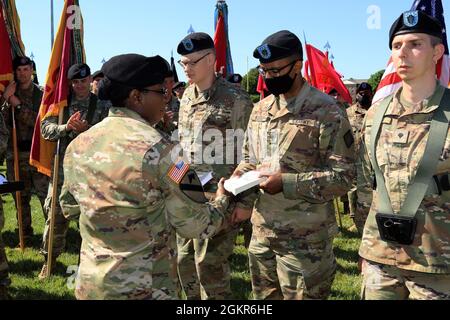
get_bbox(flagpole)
[50,0,54,48]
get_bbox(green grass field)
[1,162,362,300]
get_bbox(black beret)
[177,32,215,55]
[67,63,91,80]
[226,73,243,84]
[357,82,373,93]
[389,10,443,49]
[172,81,186,90]
[12,56,33,70]
[253,30,303,63]
[92,70,104,80]
[101,54,168,88]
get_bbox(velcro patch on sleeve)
[168,160,190,184]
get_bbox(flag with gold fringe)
[0,2,13,93]
[30,0,85,176]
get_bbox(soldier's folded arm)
[142,141,232,239]
[282,112,356,203]
[41,116,69,141]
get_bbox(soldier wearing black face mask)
[346,82,373,233]
[233,30,356,300]
[354,83,373,110]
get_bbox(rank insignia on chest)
[393,129,409,144]
[168,160,190,184]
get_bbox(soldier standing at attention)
[359,10,450,300]
[232,30,356,300]
[0,56,49,243]
[176,32,253,300]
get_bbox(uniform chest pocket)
[279,119,320,170]
[287,119,320,149]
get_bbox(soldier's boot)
[0,286,10,300]
[38,257,57,280]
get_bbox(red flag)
[213,12,227,77]
[305,44,352,104]
[0,2,13,94]
[303,60,311,84]
[256,74,268,100]
[30,0,84,176]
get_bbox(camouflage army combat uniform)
[237,82,356,300]
[40,93,107,264]
[359,84,450,300]
[1,83,49,239]
[177,76,252,300]
[59,107,231,300]
[0,112,10,298]
[346,102,371,233]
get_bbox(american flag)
[373,0,449,103]
[168,161,190,184]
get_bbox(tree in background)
[367,70,385,92]
[242,68,260,103]
[242,68,258,94]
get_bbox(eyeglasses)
[258,60,299,77]
[140,88,169,96]
[178,52,210,68]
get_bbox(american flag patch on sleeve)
[168,160,190,184]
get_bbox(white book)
[224,171,267,196]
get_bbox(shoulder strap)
[399,88,450,216]
[370,88,450,217]
[86,94,98,124]
[369,96,394,214]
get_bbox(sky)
[14,0,450,83]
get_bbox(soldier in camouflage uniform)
[359,11,450,300]
[346,82,373,233]
[176,32,253,300]
[59,54,232,300]
[39,63,109,278]
[233,30,356,300]
[0,56,49,241]
[0,112,10,299]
